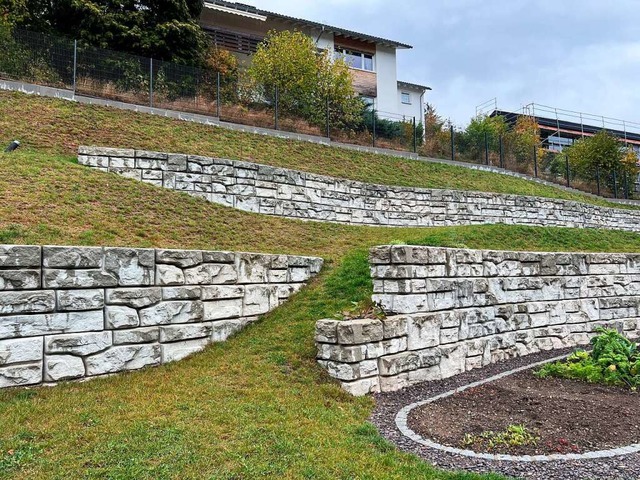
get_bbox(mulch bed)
[371,348,640,480]
[408,370,640,456]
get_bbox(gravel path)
[370,349,640,480]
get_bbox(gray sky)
[241,0,640,128]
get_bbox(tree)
[0,0,210,65]
[461,114,508,161]
[248,30,363,129]
[421,104,450,158]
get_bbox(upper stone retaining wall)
[0,245,322,389]
[78,146,640,231]
[316,246,640,395]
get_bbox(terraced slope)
[1,149,640,479]
[0,90,636,210]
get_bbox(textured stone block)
[43,246,103,268]
[201,285,244,300]
[407,314,442,350]
[45,332,112,356]
[0,311,104,340]
[336,319,383,345]
[57,289,104,311]
[0,363,42,388]
[105,306,140,329]
[85,344,161,376]
[0,337,43,366]
[162,286,201,300]
[210,318,255,342]
[139,301,204,326]
[156,249,203,268]
[243,285,275,316]
[184,264,238,285]
[0,270,40,290]
[0,290,55,315]
[161,338,209,363]
[0,245,40,268]
[43,269,117,289]
[317,359,378,382]
[160,323,212,343]
[203,299,243,321]
[44,355,85,382]
[315,319,339,343]
[113,327,160,345]
[156,265,185,286]
[104,248,155,286]
[106,287,162,308]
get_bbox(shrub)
[536,328,640,390]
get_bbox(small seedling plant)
[536,328,640,390]
[461,424,539,451]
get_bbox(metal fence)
[1,27,636,200]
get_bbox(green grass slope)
[0,90,636,210]
[1,150,640,478]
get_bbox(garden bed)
[408,369,640,456]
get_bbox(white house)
[199,1,430,124]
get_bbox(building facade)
[199,1,430,123]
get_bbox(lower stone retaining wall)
[316,246,640,395]
[0,245,322,389]
[78,146,640,232]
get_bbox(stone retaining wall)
[0,245,322,389]
[316,246,640,395]
[78,147,640,231]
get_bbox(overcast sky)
[240,0,640,128]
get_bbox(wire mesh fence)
[1,27,637,200]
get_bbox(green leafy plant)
[536,328,640,390]
[461,424,539,451]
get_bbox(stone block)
[156,264,185,286]
[243,285,276,316]
[113,327,160,345]
[43,246,103,268]
[105,306,140,329]
[159,323,213,343]
[317,359,378,382]
[156,249,203,268]
[104,248,155,286]
[43,269,117,289]
[85,344,161,376]
[44,355,85,382]
[0,363,42,388]
[0,270,40,290]
[0,290,55,315]
[336,319,383,345]
[236,254,270,283]
[139,301,204,326]
[184,264,238,285]
[162,286,202,300]
[202,251,236,264]
[106,287,162,308]
[203,299,243,321]
[57,289,104,311]
[161,338,209,363]
[45,332,112,356]
[0,311,104,340]
[210,318,255,342]
[382,316,408,339]
[201,285,244,300]
[315,319,339,343]
[0,245,40,268]
[407,314,441,350]
[340,377,380,396]
[0,337,43,366]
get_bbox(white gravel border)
[395,354,640,462]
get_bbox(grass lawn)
[0,90,637,211]
[1,150,640,478]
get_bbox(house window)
[401,92,411,105]
[361,96,375,109]
[335,47,375,72]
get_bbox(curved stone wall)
[79,146,640,231]
[316,245,640,395]
[0,245,322,389]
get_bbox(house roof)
[203,1,413,49]
[397,80,432,92]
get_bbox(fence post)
[565,154,570,187]
[499,135,504,168]
[533,144,538,178]
[624,172,629,199]
[484,131,489,165]
[216,72,221,119]
[372,109,376,148]
[596,164,601,196]
[72,39,77,96]
[149,58,153,108]
[450,125,455,161]
[413,116,417,154]
[613,169,618,199]
[326,97,330,139]
[274,86,279,130]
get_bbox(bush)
[536,328,640,390]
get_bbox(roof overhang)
[204,3,267,21]
[398,80,432,92]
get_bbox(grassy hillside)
[0,90,636,210]
[1,150,640,479]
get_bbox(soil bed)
[408,369,640,456]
